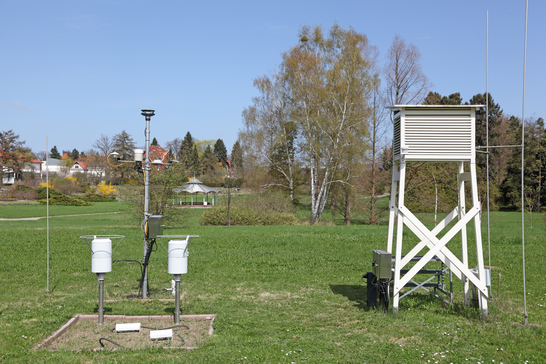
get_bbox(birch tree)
[284,25,375,224]
[240,72,299,201]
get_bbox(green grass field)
[0,202,544,362]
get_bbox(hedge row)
[200,206,299,226]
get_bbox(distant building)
[1,152,43,185]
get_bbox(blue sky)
[1,0,544,157]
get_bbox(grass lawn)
[0,201,122,219]
[0,201,544,362]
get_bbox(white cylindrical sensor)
[134,149,144,162]
[91,237,112,273]
[168,239,189,275]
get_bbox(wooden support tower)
[387,105,488,316]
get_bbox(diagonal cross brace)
[401,210,464,282]
[400,206,459,268]
[395,205,487,296]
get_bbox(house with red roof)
[144,145,172,169]
[0,151,42,185]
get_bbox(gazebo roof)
[179,178,221,194]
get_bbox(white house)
[1,158,43,185]
[40,158,64,177]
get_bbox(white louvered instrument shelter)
[391,105,483,162]
[386,104,489,318]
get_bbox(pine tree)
[112,130,136,182]
[230,140,243,170]
[70,148,79,160]
[200,145,217,175]
[179,132,194,169]
[49,145,61,159]
[214,139,227,165]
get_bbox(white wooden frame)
[387,105,488,316]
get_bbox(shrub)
[201,206,299,226]
[14,184,34,192]
[36,187,63,200]
[117,164,190,226]
[35,186,91,206]
[201,191,300,226]
[10,189,37,201]
[55,180,82,196]
[82,193,116,202]
[38,194,92,206]
[97,181,116,195]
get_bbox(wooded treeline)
[238,25,545,224]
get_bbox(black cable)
[138,239,156,296]
[99,337,124,348]
[175,334,185,346]
[163,324,190,330]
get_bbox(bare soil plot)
[35,314,215,351]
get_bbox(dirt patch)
[35,314,215,351]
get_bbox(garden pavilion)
[174,178,220,206]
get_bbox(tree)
[503,117,545,211]
[34,150,47,161]
[165,138,182,157]
[82,149,105,181]
[367,78,390,224]
[178,132,200,175]
[384,34,432,106]
[214,139,227,165]
[240,71,299,201]
[112,130,136,182]
[179,132,193,167]
[92,134,114,181]
[0,130,31,187]
[60,155,74,177]
[49,145,61,159]
[284,24,376,224]
[468,93,505,208]
[70,148,79,160]
[230,140,243,172]
[200,145,216,174]
[93,134,113,156]
[423,91,462,105]
[151,137,158,146]
[119,162,189,226]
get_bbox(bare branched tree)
[384,35,432,106]
[93,133,114,156]
[165,138,182,157]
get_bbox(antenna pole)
[46,134,50,294]
[141,110,155,298]
[521,0,528,325]
[485,11,492,297]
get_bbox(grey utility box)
[372,250,392,280]
[147,215,163,239]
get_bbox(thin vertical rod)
[521,0,528,325]
[142,113,151,298]
[46,134,50,294]
[486,10,492,296]
[98,278,104,324]
[174,280,181,324]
